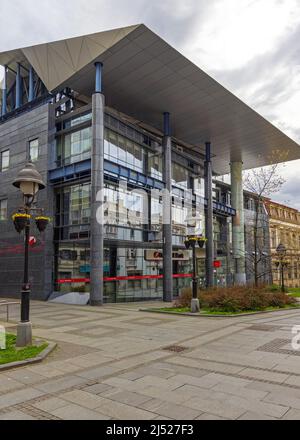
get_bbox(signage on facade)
[144,250,190,261]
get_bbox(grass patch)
[287,288,300,298]
[156,304,300,316]
[0,334,48,366]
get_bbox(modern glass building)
[0,25,299,303]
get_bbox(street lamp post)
[276,243,287,293]
[185,235,207,313]
[12,162,46,347]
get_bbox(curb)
[140,306,300,318]
[0,341,57,372]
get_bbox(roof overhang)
[1,24,299,174]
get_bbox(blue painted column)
[90,62,104,306]
[205,142,214,288]
[15,63,22,109]
[95,62,103,93]
[1,65,7,116]
[162,112,173,302]
[28,66,34,102]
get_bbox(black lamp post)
[12,162,46,347]
[276,243,287,293]
[185,235,207,313]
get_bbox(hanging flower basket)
[198,236,208,249]
[12,213,31,233]
[35,216,50,232]
[184,240,191,250]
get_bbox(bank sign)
[144,250,190,261]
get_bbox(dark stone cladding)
[0,103,54,300]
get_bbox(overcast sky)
[0,0,299,207]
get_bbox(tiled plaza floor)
[0,301,300,420]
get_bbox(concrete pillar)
[16,63,21,109]
[1,65,7,116]
[205,142,214,288]
[231,161,246,285]
[29,66,34,102]
[90,63,105,306]
[162,112,173,302]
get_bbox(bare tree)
[243,151,286,287]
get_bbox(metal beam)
[15,63,21,109]
[29,66,35,102]
[1,65,7,116]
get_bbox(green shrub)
[175,285,296,313]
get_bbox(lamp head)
[13,162,45,204]
[276,243,287,257]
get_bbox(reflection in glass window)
[57,127,92,165]
[104,183,145,228]
[172,163,188,189]
[194,178,205,197]
[58,183,91,227]
[104,129,145,173]
[1,150,9,172]
[70,184,90,225]
[29,139,39,162]
[62,112,92,129]
[148,153,162,180]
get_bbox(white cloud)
[0,0,299,209]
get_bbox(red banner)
[57,273,193,284]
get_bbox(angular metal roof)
[1,24,299,174]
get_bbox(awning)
[0,24,299,174]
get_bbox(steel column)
[1,65,7,116]
[15,63,21,109]
[90,65,105,306]
[205,142,214,288]
[95,62,103,94]
[29,66,34,102]
[162,112,173,302]
[231,161,246,285]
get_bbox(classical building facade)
[0,25,299,303]
[265,200,300,288]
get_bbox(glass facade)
[172,163,189,189]
[55,183,91,240]
[56,126,92,165]
[104,129,145,172]
[55,243,192,302]
[53,111,235,301]
[148,153,162,180]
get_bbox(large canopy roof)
[1,24,299,174]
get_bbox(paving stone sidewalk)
[0,301,300,420]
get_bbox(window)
[0,199,7,221]
[104,129,145,173]
[1,150,9,172]
[172,163,189,189]
[29,139,39,162]
[148,153,162,180]
[57,127,92,165]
